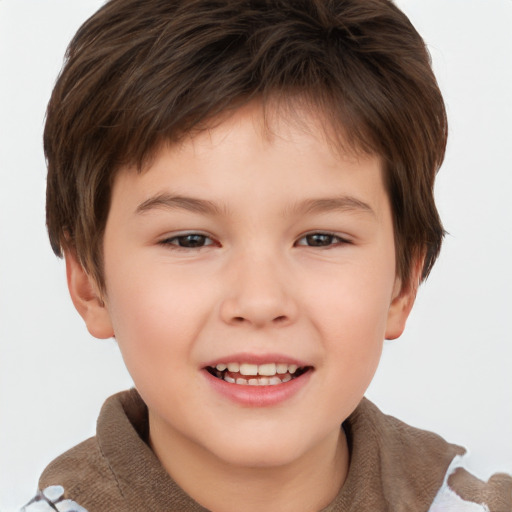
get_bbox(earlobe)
[385,258,423,340]
[65,250,114,339]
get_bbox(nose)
[219,251,299,328]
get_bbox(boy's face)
[70,103,415,471]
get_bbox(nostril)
[230,315,287,324]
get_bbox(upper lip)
[202,353,311,368]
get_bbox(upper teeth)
[215,362,299,376]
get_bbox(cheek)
[103,263,210,374]
[308,259,395,339]
[306,261,394,388]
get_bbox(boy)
[21,0,511,510]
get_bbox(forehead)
[110,101,388,220]
[135,97,376,172]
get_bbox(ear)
[65,250,114,339]
[385,256,423,340]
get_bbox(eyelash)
[159,232,350,249]
[295,232,350,248]
[158,233,216,249]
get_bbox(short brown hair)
[45,0,446,290]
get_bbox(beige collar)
[95,390,462,511]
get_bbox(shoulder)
[39,436,114,487]
[21,484,88,512]
[21,436,124,512]
[429,455,512,512]
[341,399,512,511]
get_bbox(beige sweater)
[22,389,511,512]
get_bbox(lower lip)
[203,369,312,407]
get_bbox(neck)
[149,415,349,512]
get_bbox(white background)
[0,1,511,510]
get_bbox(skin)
[67,102,419,512]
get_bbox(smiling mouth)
[206,362,312,386]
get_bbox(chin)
[214,443,303,470]
[201,425,323,470]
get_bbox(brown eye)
[305,234,335,246]
[296,232,348,247]
[177,234,208,247]
[162,234,213,248]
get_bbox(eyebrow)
[135,193,375,218]
[290,197,375,217]
[135,193,225,216]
